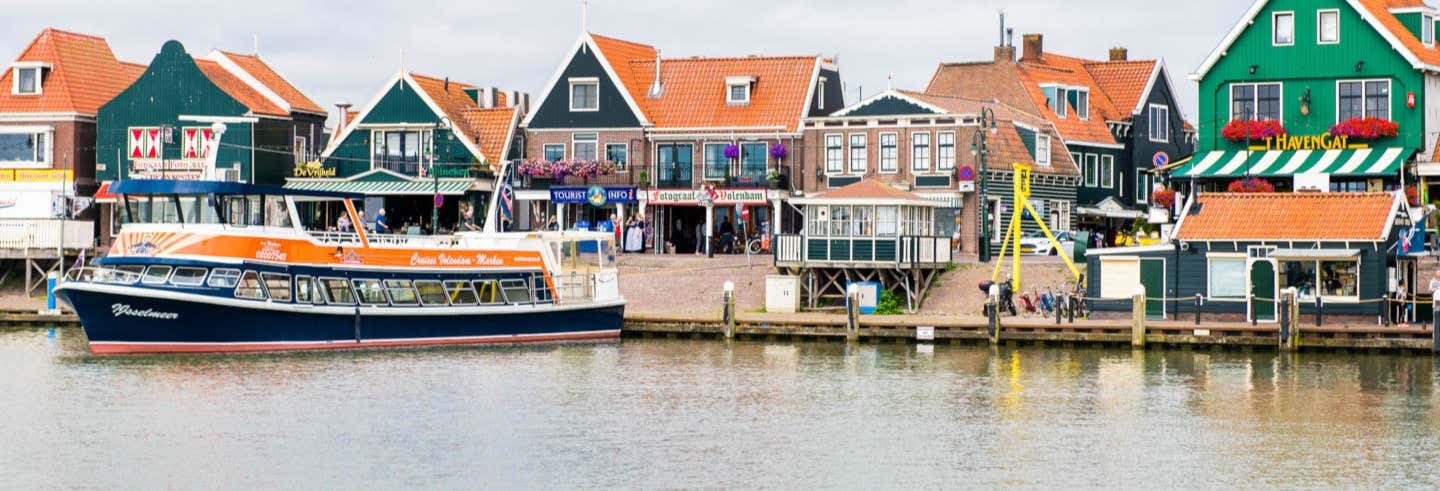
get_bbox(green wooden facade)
[321,75,482,179]
[97,41,273,183]
[1195,0,1432,155]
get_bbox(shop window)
[911,132,930,172]
[234,271,266,299]
[1280,261,1318,300]
[384,279,419,305]
[1208,256,1246,299]
[261,273,292,302]
[416,280,448,305]
[321,278,356,305]
[1279,260,1359,299]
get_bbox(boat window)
[141,265,172,285]
[261,273,292,302]
[264,196,292,228]
[234,271,266,299]
[384,279,419,305]
[445,280,478,305]
[415,280,448,305]
[321,278,355,305]
[178,196,222,224]
[208,268,242,288]
[532,273,554,304]
[170,267,208,286]
[352,279,388,305]
[474,280,503,305]
[296,275,314,303]
[501,278,532,304]
[104,265,144,284]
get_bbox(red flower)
[1329,117,1398,140]
[1150,188,1176,208]
[1221,119,1286,142]
[1226,177,1275,193]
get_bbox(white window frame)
[1426,13,1437,46]
[571,133,598,161]
[937,131,956,171]
[11,65,43,95]
[817,77,826,111]
[1273,11,1295,46]
[1071,152,1083,182]
[1048,200,1071,233]
[542,143,565,162]
[1034,134,1051,166]
[0,126,53,168]
[848,133,867,173]
[1206,254,1248,300]
[605,143,628,171]
[568,77,599,112]
[1335,79,1391,122]
[1075,88,1090,121]
[1084,154,1098,187]
[1101,155,1114,189]
[1136,172,1150,205]
[824,133,843,174]
[703,142,729,181]
[1230,82,1284,123]
[878,132,898,174]
[911,131,931,172]
[727,83,751,105]
[1317,9,1341,45]
[1148,104,1170,143]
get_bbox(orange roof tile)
[590,33,818,131]
[815,179,927,201]
[215,51,324,114]
[459,106,517,165]
[0,28,142,116]
[1083,60,1155,116]
[1175,192,1398,241]
[891,90,1079,176]
[1356,0,1440,67]
[192,58,287,117]
[1013,53,1121,145]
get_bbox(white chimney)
[648,49,664,98]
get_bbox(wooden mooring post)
[723,281,736,340]
[1279,288,1298,351]
[986,284,1000,344]
[1131,285,1145,348]
[845,284,859,342]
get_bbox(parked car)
[1019,231,1075,256]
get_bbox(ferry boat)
[54,179,624,354]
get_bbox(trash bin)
[1072,231,1090,263]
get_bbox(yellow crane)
[990,163,1082,291]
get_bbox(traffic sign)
[1152,151,1170,168]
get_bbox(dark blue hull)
[56,284,624,354]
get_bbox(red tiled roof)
[1083,60,1155,117]
[816,179,927,201]
[0,28,142,116]
[1356,0,1440,67]
[193,58,288,117]
[459,106,517,167]
[893,90,1079,176]
[1013,53,1121,145]
[590,33,818,131]
[214,51,324,114]
[1175,192,1397,241]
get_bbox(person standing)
[375,208,390,234]
[719,217,735,254]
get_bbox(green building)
[1180,0,1440,193]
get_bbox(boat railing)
[551,269,622,305]
[64,266,141,285]
[309,231,462,248]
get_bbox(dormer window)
[568,77,599,112]
[1072,88,1090,120]
[1425,13,1436,46]
[1035,134,1051,166]
[10,62,48,95]
[726,76,754,105]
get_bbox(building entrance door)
[1249,259,1277,322]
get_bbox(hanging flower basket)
[1221,119,1286,142]
[1226,177,1275,193]
[723,144,740,160]
[1329,117,1399,140]
[1150,188,1177,209]
[1406,186,1420,206]
[769,142,788,161]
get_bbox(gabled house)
[94,40,327,245]
[1183,0,1439,202]
[927,34,1194,243]
[521,31,842,252]
[308,70,522,233]
[0,28,142,213]
[799,89,1079,254]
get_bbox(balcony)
[774,234,952,268]
[0,219,94,253]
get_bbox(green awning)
[1173,148,1412,178]
[284,178,473,196]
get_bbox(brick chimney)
[1021,34,1044,63]
[1109,47,1129,61]
[994,45,1015,62]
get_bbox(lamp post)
[970,107,998,262]
[432,116,452,235]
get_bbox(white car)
[1019,231,1076,256]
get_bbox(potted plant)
[1221,119,1286,142]
[1148,188,1177,223]
[1330,117,1399,141]
[765,169,781,189]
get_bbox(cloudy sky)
[3,0,1251,126]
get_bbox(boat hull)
[55,283,624,354]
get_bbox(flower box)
[1221,119,1286,142]
[1329,117,1398,140]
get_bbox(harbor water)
[3,328,1440,487]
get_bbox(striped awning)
[1173,148,1413,178]
[284,178,473,196]
[916,192,963,208]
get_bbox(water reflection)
[1,330,1439,487]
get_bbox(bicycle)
[744,234,770,255]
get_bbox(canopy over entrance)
[1173,148,1412,179]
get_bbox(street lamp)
[432,116,452,235]
[970,106,998,262]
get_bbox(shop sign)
[1253,133,1364,151]
[1,169,73,182]
[130,160,206,180]
[551,186,637,205]
[293,162,337,178]
[646,188,768,206]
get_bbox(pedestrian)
[694,221,704,255]
[375,208,390,234]
[719,217,735,253]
